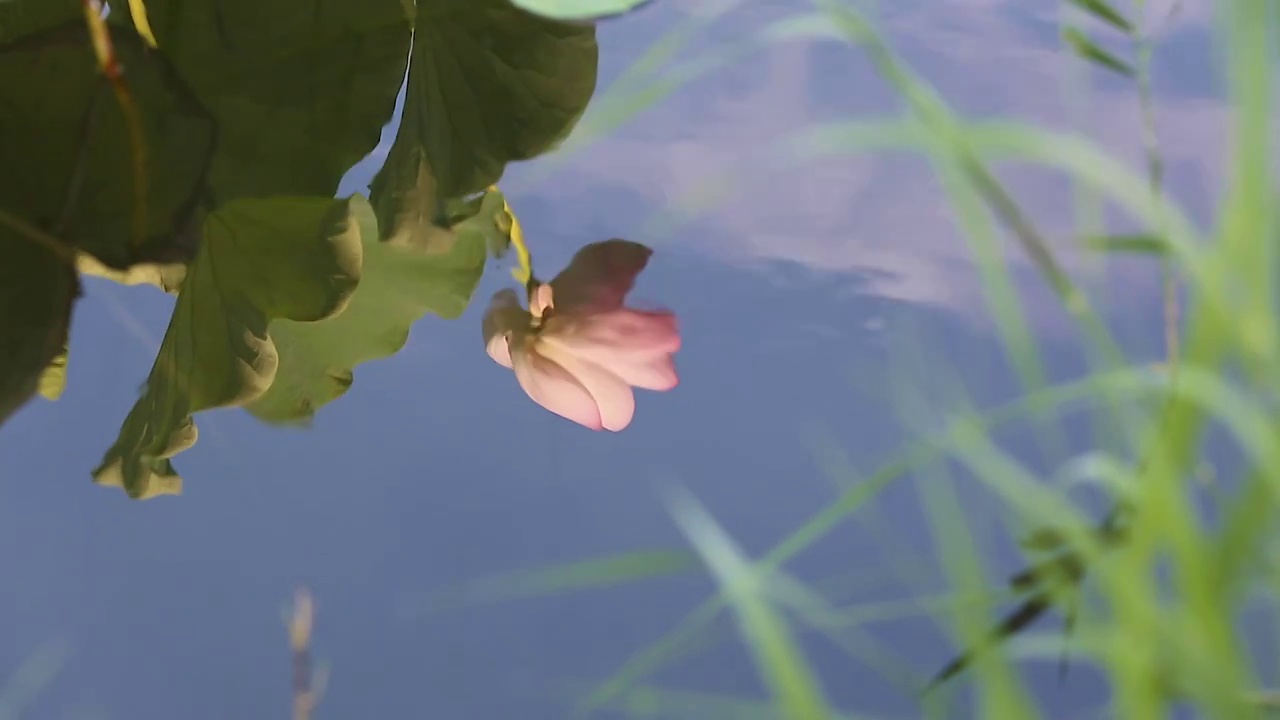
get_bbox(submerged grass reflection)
[426,0,1280,717]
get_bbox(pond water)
[0,0,1230,718]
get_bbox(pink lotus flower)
[483,240,680,431]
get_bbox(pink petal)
[606,354,679,392]
[539,342,636,432]
[530,283,554,319]
[486,334,513,369]
[549,309,681,363]
[550,240,653,314]
[511,344,603,430]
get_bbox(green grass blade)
[791,120,1211,299]
[1217,0,1276,370]
[666,488,833,720]
[765,571,925,695]
[519,11,838,194]
[812,0,1076,484]
[911,450,1039,717]
[605,683,814,719]
[1066,0,1134,34]
[517,0,753,189]
[579,368,1155,712]
[586,682,880,720]
[1083,233,1168,256]
[401,550,697,616]
[1062,27,1135,77]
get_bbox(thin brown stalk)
[0,210,77,265]
[288,588,315,720]
[82,0,149,249]
[1133,0,1183,371]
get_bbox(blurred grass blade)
[0,639,70,720]
[1218,0,1276,360]
[1084,233,1168,255]
[765,571,924,695]
[1062,27,1135,77]
[792,120,1205,265]
[525,10,833,191]
[910,458,1038,715]
[540,0,748,164]
[568,681,875,720]
[1067,0,1134,34]
[405,550,697,615]
[609,683,799,720]
[1053,451,1139,500]
[927,515,1127,690]
[1059,599,1078,683]
[580,368,1149,713]
[666,488,833,720]
[813,0,1065,468]
[925,592,1056,691]
[810,0,1134,485]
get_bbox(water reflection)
[0,0,1231,718]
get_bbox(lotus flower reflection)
[483,240,680,431]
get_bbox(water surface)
[0,1,1224,718]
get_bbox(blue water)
[1,1,1223,718]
